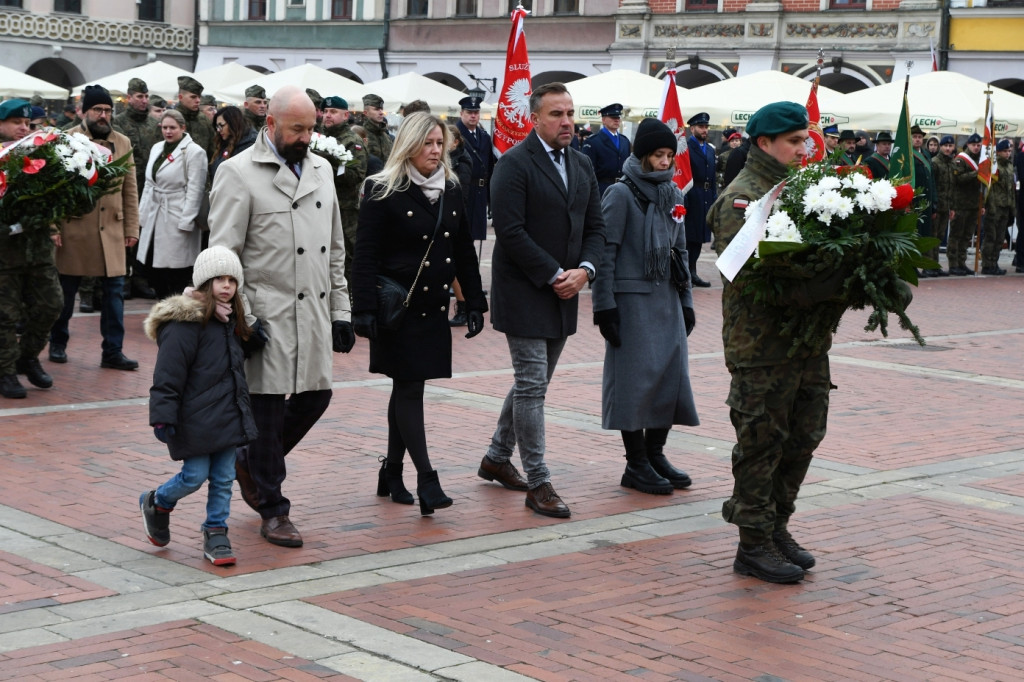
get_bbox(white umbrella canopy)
[193,63,267,104]
[71,61,192,99]
[688,70,845,130]
[567,70,685,122]
[0,64,70,100]
[835,71,1024,137]
[218,64,368,105]
[364,72,491,117]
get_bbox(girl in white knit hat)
[138,246,259,566]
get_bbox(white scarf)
[409,164,446,203]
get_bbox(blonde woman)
[350,112,487,515]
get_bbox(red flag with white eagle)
[493,7,532,157]
[977,94,997,190]
[803,78,825,165]
[657,70,693,194]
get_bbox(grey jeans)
[486,335,567,489]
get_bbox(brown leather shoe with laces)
[525,482,571,518]
[260,515,303,547]
[478,456,529,491]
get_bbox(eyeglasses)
[215,122,227,131]
[91,107,114,117]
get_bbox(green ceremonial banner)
[889,88,915,186]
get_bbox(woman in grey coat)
[593,118,700,495]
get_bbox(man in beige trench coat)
[50,85,140,371]
[209,85,355,548]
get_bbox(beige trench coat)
[208,129,350,395]
[137,133,207,269]
[56,125,139,277]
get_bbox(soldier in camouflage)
[361,93,393,163]
[243,84,267,131]
[148,94,166,122]
[320,96,368,288]
[708,101,842,584]
[176,76,215,161]
[930,135,957,275]
[200,94,218,123]
[0,99,64,399]
[948,133,983,275]
[981,139,1016,275]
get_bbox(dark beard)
[274,131,308,164]
[87,118,111,139]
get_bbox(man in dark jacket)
[321,95,368,288]
[361,93,393,162]
[243,84,267,131]
[582,103,630,196]
[176,76,215,161]
[865,131,892,180]
[949,133,983,275]
[683,112,716,287]
[455,95,495,242]
[480,83,605,519]
[911,125,939,277]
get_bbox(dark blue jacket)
[456,120,495,240]
[582,128,631,196]
[683,136,717,243]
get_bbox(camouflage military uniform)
[715,146,733,193]
[362,118,393,163]
[0,222,64,380]
[982,155,1016,270]
[180,107,215,161]
[243,108,266,132]
[931,151,955,261]
[949,151,982,271]
[322,121,368,285]
[113,107,160,195]
[707,145,834,543]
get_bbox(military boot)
[0,374,27,399]
[620,430,672,495]
[772,528,815,570]
[734,541,804,583]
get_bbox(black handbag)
[670,247,690,293]
[375,194,445,331]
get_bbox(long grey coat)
[137,133,207,269]
[593,180,699,431]
[208,129,350,395]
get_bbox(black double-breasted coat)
[352,178,486,380]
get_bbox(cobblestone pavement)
[1,245,1022,681]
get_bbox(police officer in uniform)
[455,95,494,243]
[243,84,268,130]
[949,133,983,275]
[582,103,631,196]
[321,96,368,288]
[684,112,716,287]
[865,131,892,180]
[0,100,64,399]
[823,125,840,156]
[361,93,393,162]
[176,75,215,160]
[837,130,858,166]
[982,139,1016,275]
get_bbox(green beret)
[745,101,809,139]
[322,96,348,111]
[177,75,204,95]
[0,99,32,121]
[245,84,266,99]
[363,93,384,109]
[148,93,167,108]
[128,78,148,94]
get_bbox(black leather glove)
[593,308,621,348]
[683,306,695,337]
[352,312,377,341]
[154,424,176,443]
[240,319,270,358]
[465,310,484,339]
[332,319,355,353]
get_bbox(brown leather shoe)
[260,515,303,547]
[525,482,571,518]
[235,457,260,512]
[478,456,529,491]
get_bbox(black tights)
[621,428,671,455]
[387,379,432,474]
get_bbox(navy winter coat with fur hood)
[144,295,258,461]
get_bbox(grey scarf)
[621,155,682,280]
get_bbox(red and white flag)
[657,70,693,194]
[930,38,939,72]
[493,7,532,157]
[977,96,996,188]
[803,79,825,165]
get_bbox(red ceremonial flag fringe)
[493,7,532,157]
[657,70,693,194]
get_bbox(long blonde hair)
[365,112,454,201]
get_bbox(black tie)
[551,149,562,165]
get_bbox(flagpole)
[973,86,992,274]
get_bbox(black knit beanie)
[633,118,678,159]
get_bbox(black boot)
[377,456,414,505]
[620,430,673,495]
[416,470,452,516]
[734,541,804,583]
[772,527,815,570]
[645,428,691,489]
[449,300,467,326]
[16,357,53,389]
[0,374,27,399]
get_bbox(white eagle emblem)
[500,78,532,129]
[664,117,686,154]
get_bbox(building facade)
[947,0,1024,96]
[0,0,195,90]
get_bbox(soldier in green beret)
[361,93,392,162]
[708,101,844,584]
[176,75,215,160]
[320,95,368,289]
[244,84,267,130]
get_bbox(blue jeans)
[155,448,236,529]
[50,274,126,359]
[486,335,567,489]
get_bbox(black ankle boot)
[416,470,452,516]
[645,428,691,489]
[620,430,672,495]
[377,457,414,505]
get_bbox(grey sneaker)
[203,528,236,566]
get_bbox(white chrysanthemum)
[744,196,765,221]
[765,212,802,242]
[855,191,877,212]
[869,179,896,212]
[54,143,72,158]
[817,176,842,191]
[849,172,872,192]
